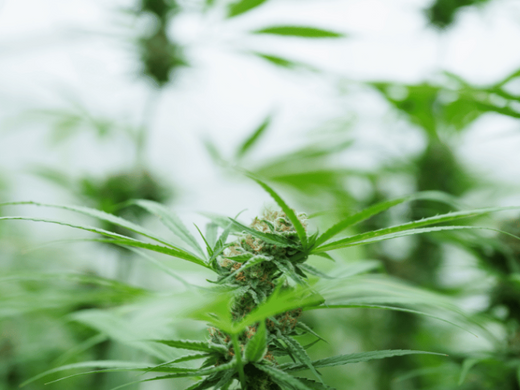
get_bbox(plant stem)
[232,333,247,389]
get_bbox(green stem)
[232,333,246,389]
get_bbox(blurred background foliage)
[1,0,520,389]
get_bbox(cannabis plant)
[2,175,519,389]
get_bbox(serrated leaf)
[0,216,209,268]
[228,0,268,17]
[236,115,272,159]
[295,323,326,342]
[316,191,459,246]
[151,340,214,353]
[245,320,267,362]
[108,360,237,390]
[0,201,176,248]
[280,350,446,372]
[247,175,308,248]
[144,353,211,374]
[281,335,324,383]
[133,199,205,257]
[315,225,519,252]
[253,26,344,38]
[254,364,314,390]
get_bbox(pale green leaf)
[236,115,272,159]
[133,199,205,257]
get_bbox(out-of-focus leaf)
[236,115,272,159]
[133,199,205,257]
[228,0,269,17]
[20,361,149,387]
[0,215,209,267]
[252,52,315,70]
[253,26,344,38]
[279,350,446,371]
[458,358,484,385]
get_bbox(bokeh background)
[2,0,520,389]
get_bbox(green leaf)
[310,304,476,336]
[236,115,272,159]
[151,339,216,353]
[280,350,446,372]
[228,218,294,247]
[245,320,267,362]
[253,26,344,38]
[206,222,219,248]
[0,216,209,268]
[0,273,147,296]
[20,361,148,387]
[254,364,314,390]
[458,358,483,385]
[228,0,269,17]
[253,52,314,70]
[133,200,205,257]
[315,225,518,252]
[281,335,324,384]
[0,201,176,248]
[247,175,308,248]
[295,323,326,342]
[315,206,520,252]
[108,360,238,390]
[221,255,272,283]
[143,353,211,375]
[298,264,334,279]
[316,191,458,246]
